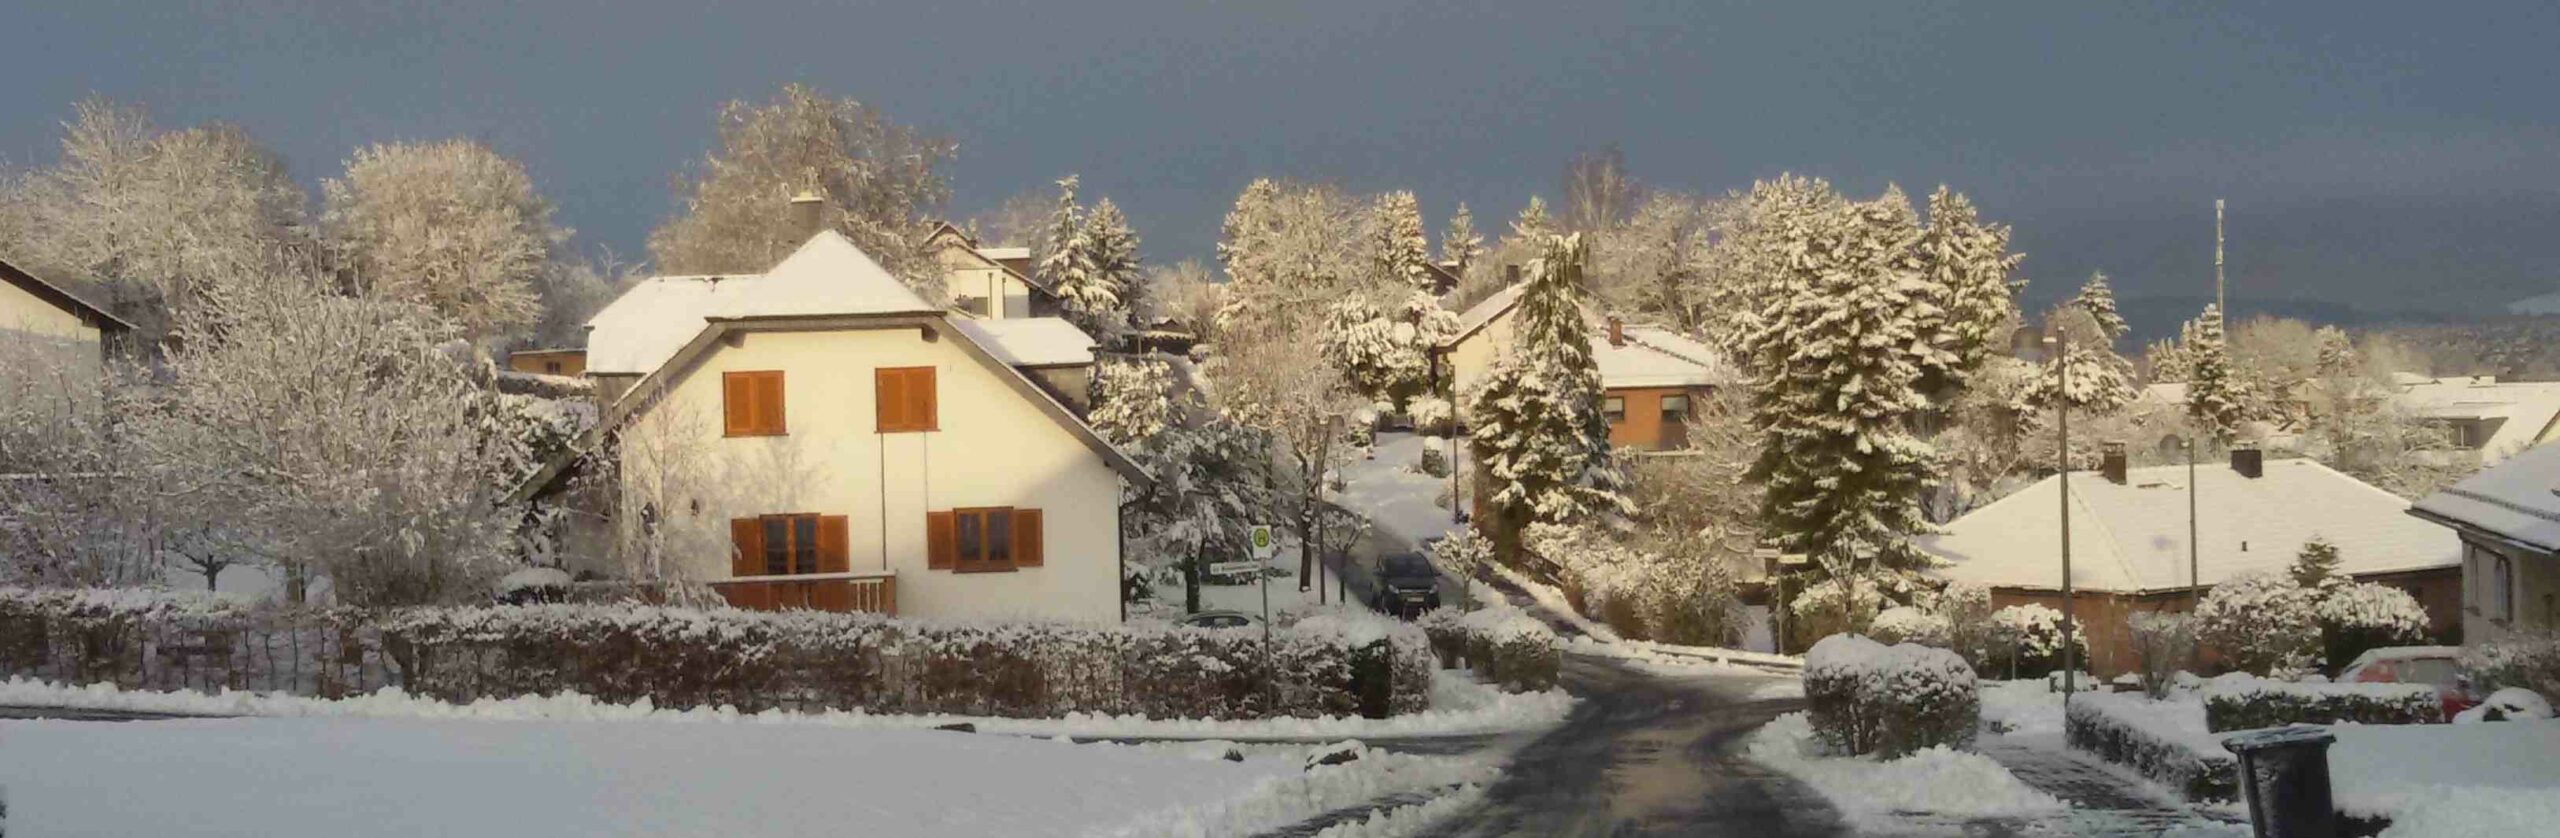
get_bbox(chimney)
[2101,441,2128,485]
[2230,445,2263,479]
[1607,316,1625,347]
[788,191,825,242]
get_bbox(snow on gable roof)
[1923,458,2458,593]
[1445,283,1528,347]
[2410,441,2560,553]
[719,231,940,320]
[583,274,762,375]
[977,246,1030,261]
[951,317,1096,367]
[2392,376,2560,461]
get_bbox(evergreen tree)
[1373,191,1432,293]
[2292,535,2344,590]
[2073,272,2128,343]
[1068,197,1141,342]
[1469,233,1626,543]
[1088,356,1174,446]
[1510,196,1555,243]
[2024,306,2138,415]
[1036,175,1091,304]
[2186,304,2251,440]
[1443,202,1484,279]
[1729,175,1939,604]
[1910,186,2025,396]
[2315,326,2358,377]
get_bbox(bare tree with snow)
[323,138,562,341]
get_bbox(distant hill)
[2049,294,2459,348]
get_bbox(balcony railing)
[709,571,896,616]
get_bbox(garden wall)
[0,588,1433,720]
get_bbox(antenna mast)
[2215,199,2226,316]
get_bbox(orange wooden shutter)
[759,372,786,434]
[926,510,957,570]
[876,368,906,432]
[729,518,762,577]
[817,515,850,574]
[912,367,937,431]
[723,374,752,436]
[1012,508,1042,567]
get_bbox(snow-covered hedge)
[1456,605,1561,693]
[1984,603,2085,679]
[1867,607,1950,647]
[1802,634,1978,758]
[2200,674,2442,731]
[2064,692,2235,801]
[2462,630,2560,700]
[0,588,1434,720]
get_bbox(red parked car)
[2339,646,2479,718]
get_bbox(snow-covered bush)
[2126,612,2195,699]
[1416,607,1469,668]
[2065,693,2236,801]
[1922,582,1998,670]
[1868,607,1951,647]
[0,587,1436,720]
[1986,604,2086,679]
[1802,634,1979,758]
[1426,529,1492,606]
[2194,570,2318,675]
[2453,687,2554,723]
[1457,605,1561,692]
[1409,396,1455,436]
[2462,629,2560,700]
[2200,675,2442,731]
[2313,581,2428,675]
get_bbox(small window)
[1602,396,1626,423]
[2490,553,2515,621]
[876,367,938,433]
[933,507,1043,573]
[762,515,819,575]
[543,361,563,374]
[1659,394,1690,423]
[723,371,787,436]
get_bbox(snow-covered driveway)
[0,716,1315,837]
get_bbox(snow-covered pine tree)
[1037,175,1094,312]
[1468,234,1627,543]
[1122,415,1282,613]
[2023,298,2138,415]
[2315,326,2358,377]
[1730,175,1939,609]
[1443,202,1484,280]
[2185,304,2251,440]
[1909,186,2024,396]
[1066,196,1141,344]
[1510,196,1555,243]
[1373,191,1432,293]
[2291,535,2344,590]
[2073,272,2129,343]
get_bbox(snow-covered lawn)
[0,714,1491,837]
[1135,542,1348,621]
[0,670,1571,742]
[1744,712,2067,830]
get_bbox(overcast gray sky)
[8,1,2557,324]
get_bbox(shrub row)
[2200,675,2441,732]
[1802,634,1979,758]
[2065,693,2237,801]
[0,588,1433,720]
[2463,630,2560,700]
[1417,605,1561,692]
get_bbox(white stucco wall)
[2464,540,2560,644]
[939,259,1038,320]
[623,326,1125,623]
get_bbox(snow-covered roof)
[2409,441,2560,553]
[1445,283,1527,346]
[0,255,134,332]
[1923,457,2459,593]
[950,317,1096,367]
[718,231,941,320]
[1599,325,1732,388]
[583,274,762,375]
[2391,376,2560,461]
[977,246,1030,261]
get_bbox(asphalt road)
[1420,655,1848,838]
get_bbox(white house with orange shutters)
[532,231,1144,623]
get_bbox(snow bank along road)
[1419,655,1846,837]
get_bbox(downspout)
[1118,474,1129,623]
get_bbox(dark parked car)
[1369,552,1442,619]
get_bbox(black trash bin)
[2221,724,2339,838]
